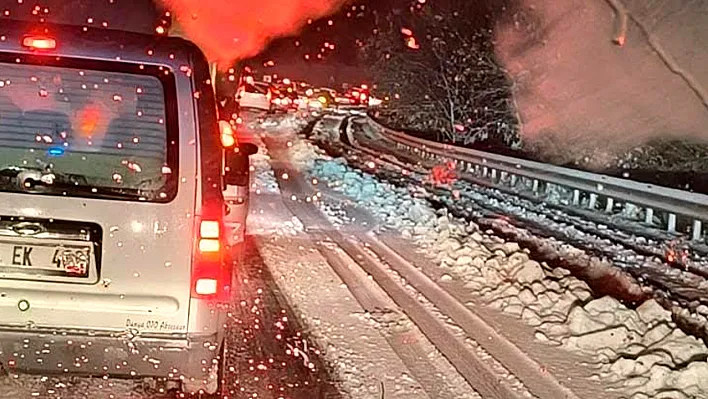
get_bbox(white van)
[236,80,273,112]
[0,19,256,396]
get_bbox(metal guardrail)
[364,118,708,242]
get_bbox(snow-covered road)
[247,112,708,399]
[240,113,608,398]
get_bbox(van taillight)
[192,216,229,301]
[22,36,57,50]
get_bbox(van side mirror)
[224,143,258,187]
[239,142,259,157]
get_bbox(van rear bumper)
[0,328,222,381]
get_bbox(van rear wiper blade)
[0,166,148,200]
[23,179,147,200]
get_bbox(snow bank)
[273,113,311,133]
[288,138,332,171]
[247,113,311,136]
[249,147,280,195]
[291,135,708,399]
[247,139,305,237]
[310,116,345,142]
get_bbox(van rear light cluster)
[191,207,230,301]
[219,121,236,148]
[22,36,57,50]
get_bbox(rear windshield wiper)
[0,166,147,200]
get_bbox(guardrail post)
[692,220,702,241]
[572,190,580,206]
[667,213,677,233]
[490,169,497,181]
[532,179,539,193]
[644,208,654,225]
[605,197,614,213]
[510,175,517,187]
[589,193,598,209]
[482,167,488,177]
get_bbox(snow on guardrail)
[364,117,708,243]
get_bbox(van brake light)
[22,36,56,50]
[199,238,220,253]
[195,278,218,295]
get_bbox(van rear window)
[0,59,178,202]
[243,83,268,95]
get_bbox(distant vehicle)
[272,94,297,112]
[318,87,338,97]
[237,80,273,112]
[344,85,370,107]
[271,80,299,112]
[368,95,384,107]
[0,18,258,397]
[307,88,337,110]
[334,93,355,105]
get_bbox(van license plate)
[0,243,90,277]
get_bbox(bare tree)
[361,0,521,148]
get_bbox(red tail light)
[191,202,230,301]
[22,36,57,50]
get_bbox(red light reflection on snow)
[665,241,689,267]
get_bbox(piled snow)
[247,140,304,237]
[310,116,345,142]
[249,146,281,195]
[289,138,332,172]
[290,137,708,399]
[245,113,310,136]
[272,113,311,133]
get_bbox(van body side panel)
[186,48,230,338]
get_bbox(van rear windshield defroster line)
[0,54,179,202]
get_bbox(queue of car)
[234,76,379,114]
